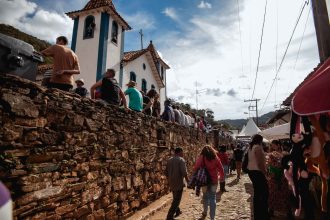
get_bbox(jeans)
[166,189,183,219]
[223,165,229,180]
[248,170,269,220]
[202,184,218,220]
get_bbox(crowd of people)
[40,36,212,131]
[165,134,326,220]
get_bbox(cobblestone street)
[129,174,255,220]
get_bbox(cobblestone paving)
[150,174,253,220]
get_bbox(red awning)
[292,57,330,115]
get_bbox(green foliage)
[0,23,53,64]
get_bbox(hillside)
[221,111,274,130]
[0,24,52,64]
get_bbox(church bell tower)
[66,0,131,90]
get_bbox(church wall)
[0,74,211,219]
[75,13,102,92]
[122,55,161,94]
[105,17,123,83]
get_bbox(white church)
[66,0,169,107]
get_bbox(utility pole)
[244,99,260,126]
[311,0,330,62]
[139,29,144,49]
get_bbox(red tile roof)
[122,41,170,89]
[282,62,323,106]
[123,41,170,69]
[123,49,148,63]
[66,0,131,30]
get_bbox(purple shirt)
[0,182,11,207]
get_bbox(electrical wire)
[294,5,311,69]
[260,0,310,113]
[251,0,268,100]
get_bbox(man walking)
[233,145,244,179]
[165,147,189,220]
[41,36,80,91]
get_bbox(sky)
[0,0,327,120]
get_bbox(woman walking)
[247,134,269,220]
[194,145,224,220]
[266,140,293,219]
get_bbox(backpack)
[242,150,249,173]
[101,78,120,105]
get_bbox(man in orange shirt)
[41,36,80,91]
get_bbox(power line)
[294,5,311,69]
[260,0,310,113]
[236,0,244,76]
[251,0,268,100]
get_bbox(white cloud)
[125,11,156,31]
[162,7,179,21]
[198,1,212,9]
[0,0,73,43]
[159,0,319,119]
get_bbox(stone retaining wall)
[0,74,212,220]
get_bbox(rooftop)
[66,0,131,30]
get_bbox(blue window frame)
[161,66,164,80]
[84,15,95,39]
[130,71,136,82]
[111,21,118,44]
[142,79,147,93]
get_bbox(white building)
[66,0,170,110]
[122,41,169,110]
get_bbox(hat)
[75,78,85,85]
[126,81,137,87]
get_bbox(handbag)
[195,157,211,186]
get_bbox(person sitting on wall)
[142,89,158,116]
[90,69,127,108]
[73,78,88,97]
[161,99,175,122]
[41,36,80,92]
[124,81,143,112]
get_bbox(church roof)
[123,41,170,69]
[66,0,131,30]
[123,41,170,89]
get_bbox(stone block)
[112,177,125,191]
[119,201,130,215]
[125,175,131,190]
[17,186,64,205]
[2,93,39,118]
[55,204,78,215]
[105,203,118,220]
[130,200,140,209]
[132,174,143,187]
[75,205,91,218]
[119,191,128,201]
[93,209,105,220]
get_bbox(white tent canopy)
[259,123,290,140]
[237,118,261,138]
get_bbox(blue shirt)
[124,87,143,112]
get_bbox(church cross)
[139,29,144,49]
